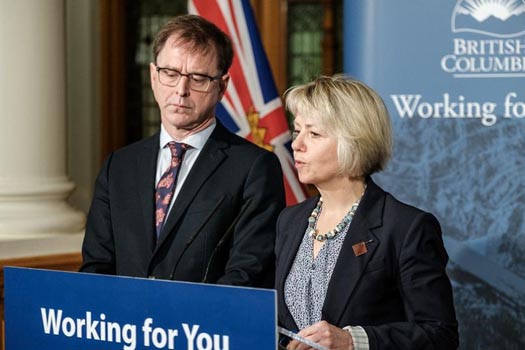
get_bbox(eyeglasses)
[155,66,223,92]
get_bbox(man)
[80,14,285,288]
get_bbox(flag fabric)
[188,0,307,205]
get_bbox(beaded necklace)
[307,197,361,242]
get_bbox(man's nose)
[175,76,190,96]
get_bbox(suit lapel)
[322,179,385,325]
[154,123,228,253]
[276,197,318,330]
[137,133,160,252]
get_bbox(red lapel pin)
[352,239,374,257]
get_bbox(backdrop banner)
[4,267,276,350]
[344,1,525,349]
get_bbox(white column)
[0,0,85,257]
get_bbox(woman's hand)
[287,321,354,350]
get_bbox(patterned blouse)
[284,219,352,329]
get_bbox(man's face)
[150,34,229,139]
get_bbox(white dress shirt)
[155,121,216,216]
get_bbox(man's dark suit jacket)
[81,121,285,287]
[275,179,459,349]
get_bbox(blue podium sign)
[4,267,276,350]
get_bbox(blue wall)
[344,1,525,348]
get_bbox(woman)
[276,75,458,350]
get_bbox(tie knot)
[166,141,187,161]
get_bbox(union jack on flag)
[188,0,307,205]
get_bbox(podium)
[3,267,276,350]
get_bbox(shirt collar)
[159,121,216,150]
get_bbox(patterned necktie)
[155,141,187,238]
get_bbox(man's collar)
[159,121,216,150]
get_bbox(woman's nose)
[291,133,303,151]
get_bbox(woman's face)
[291,113,342,188]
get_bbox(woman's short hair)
[152,14,233,75]
[284,75,392,177]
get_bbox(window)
[287,0,342,86]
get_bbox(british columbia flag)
[188,0,307,205]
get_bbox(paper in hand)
[277,326,328,350]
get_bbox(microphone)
[201,199,252,283]
[168,195,225,280]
